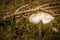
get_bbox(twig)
[15,1,41,14]
[2,2,60,21]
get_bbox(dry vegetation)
[0,0,60,40]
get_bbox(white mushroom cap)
[28,12,54,24]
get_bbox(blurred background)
[0,0,60,40]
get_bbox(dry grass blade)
[2,3,49,20]
[2,2,60,21]
[14,3,49,15]
[15,1,41,14]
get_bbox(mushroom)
[28,12,54,24]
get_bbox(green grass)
[0,0,60,40]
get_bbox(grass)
[0,0,60,40]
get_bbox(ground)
[0,0,60,40]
